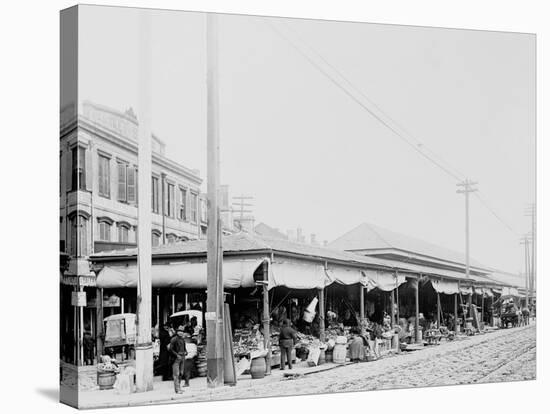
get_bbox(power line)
[264,19,464,183]
[264,18,522,237]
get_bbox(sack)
[307,346,321,367]
[236,357,250,377]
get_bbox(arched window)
[152,230,161,247]
[117,221,131,243]
[69,211,90,257]
[166,233,177,244]
[97,216,114,242]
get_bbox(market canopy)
[268,259,327,290]
[325,265,368,287]
[96,258,267,289]
[430,278,460,295]
[365,270,406,292]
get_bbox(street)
[78,324,536,408]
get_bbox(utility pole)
[520,235,531,306]
[525,204,536,302]
[457,179,478,279]
[206,12,225,388]
[232,195,254,229]
[135,10,154,393]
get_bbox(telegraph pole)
[456,179,478,279]
[135,10,154,392]
[520,235,531,306]
[525,204,536,302]
[206,12,225,388]
[232,195,254,229]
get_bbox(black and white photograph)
[56,2,537,410]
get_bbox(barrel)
[333,344,347,364]
[250,356,266,379]
[325,350,333,363]
[97,371,117,390]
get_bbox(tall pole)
[520,236,530,306]
[525,204,536,303]
[262,263,271,375]
[457,179,478,280]
[206,12,224,388]
[415,277,420,343]
[135,10,154,392]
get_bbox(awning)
[474,287,484,295]
[96,258,266,289]
[430,278,460,295]
[268,259,327,290]
[325,265,368,286]
[483,287,494,297]
[365,270,406,292]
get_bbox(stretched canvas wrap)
[60,4,536,409]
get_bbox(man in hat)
[169,326,187,393]
[182,331,197,387]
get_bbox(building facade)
[59,101,208,364]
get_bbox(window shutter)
[85,146,92,191]
[117,163,127,201]
[185,190,191,221]
[66,150,72,191]
[176,186,181,219]
[127,167,136,203]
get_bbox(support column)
[436,292,441,329]
[262,262,271,375]
[480,293,485,322]
[390,289,395,326]
[415,277,420,343]
[359,285,365,325]
[96,288,104,361]
[468,293,472,317]
[396,283,400,324]
[319,287,326,341]
[454,293,459,335]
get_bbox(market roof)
[328,222,490,272]
[90,231,513,287]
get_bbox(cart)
[103,313,136,361]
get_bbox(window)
[71,146,86,191]
[151,230,161,247]
[200,197,208,223]
[152,176,159,213]
[190,192,198,223]
[98,154,110,198]
[98,221,111,241]
[69,214,88,256]
[127,167,136,204]
[167,183,175,217]
[166,233,177,244]
[117,162,127,201]
[117,223,130,243]
[178,187,187,221]
[117,162,137,204]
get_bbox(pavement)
[76,323,536,409]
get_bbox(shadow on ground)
[36,388,59,402]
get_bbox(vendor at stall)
[341,309,358,327]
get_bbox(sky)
[78,5,535,273]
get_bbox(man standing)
[156,322,172,381]
[182,332,197,387]
[169,326,187,393]
[279,319,297,370]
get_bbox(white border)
[0,1,546,413]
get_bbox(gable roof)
[328,222,488,271]
[253,223,288,240]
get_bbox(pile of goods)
[195,345,207,377]
[233,326,264,357]
[97,355,120,374]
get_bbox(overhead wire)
[264,18,521,236]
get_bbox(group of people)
[156,321,198,394]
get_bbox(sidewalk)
[77,360,347,409]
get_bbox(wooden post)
[415,277,420,343]
[319,287,326,341]
[135,9,154,392]
[436,292,441,329]
[171,293,175,314]
[262,262,271,375]
[96,288,104,361]
[206,12,224,388]
[454,293,459,335]
[359,285,365,324]
[390,289,395,326]
[481,292,485,322]
[396,283,400,324]
[468,293,472,317]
